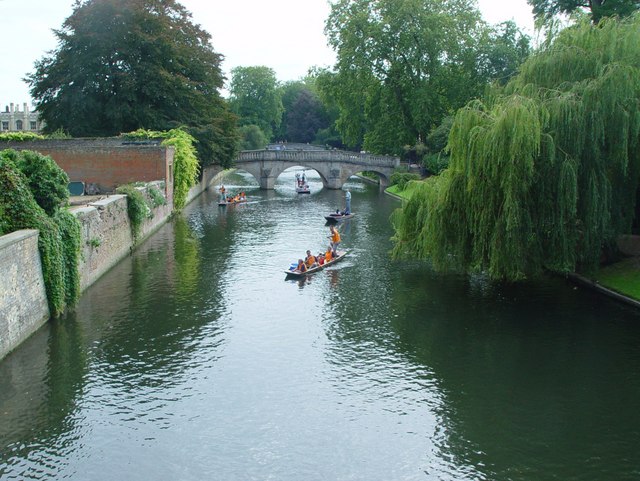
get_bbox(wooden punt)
[324,212,354,222]
[284,251,347,277]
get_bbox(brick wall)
[0,230,50,360]
[2,138,174,203]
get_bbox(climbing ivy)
[54,208,82,307]
[115,184,152,242]
[122,128,199,210]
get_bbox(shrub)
[423,153,450,176]
[148,186,167,208]
[0,132,45,142]
[11,149,70,215]
[390,171,421,191]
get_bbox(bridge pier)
[258,167,276,189]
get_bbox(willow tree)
[392,15,640,280]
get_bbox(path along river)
[1,169,640,481]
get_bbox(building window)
[30,121,37,130]
[15,120,23,130]
[1,121,8,131]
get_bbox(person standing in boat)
[219,185,226,202]
[329,225,341,255]
[345,189,351,214]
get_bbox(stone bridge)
[234,149,400,189]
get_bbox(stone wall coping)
[0,229,39,250]
[89,195,126,208]
[71,206,98,215]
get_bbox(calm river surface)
[1,169,640,481]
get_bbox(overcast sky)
[0,0,535,106]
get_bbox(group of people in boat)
[294,246,335,273]
[292,224,341,273]
[226,192,246,203]
[218,185,246,203]
[295,172,307,188]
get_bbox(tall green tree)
[27,0,237,166]
[528,0,640,24]
[228,66,283,140]
[322,0,529,156]
[392,15,640,281]
[276,80,330,143]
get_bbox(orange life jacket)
[305,255,316,267]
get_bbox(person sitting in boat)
[317,252,325,265]
[295,259,307,273]
[305,250,317,268]
[324,246,333,262]
[329,225,341,254]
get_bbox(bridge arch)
[234,149,399,190]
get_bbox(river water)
[1,169,640,481]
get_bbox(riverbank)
[384,181,640,306]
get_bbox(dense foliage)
[0,149,81,315]
[229,66,283,141]
[321,0,531,155]
[390,172,421,191]
[11,149,70,215]
[392,15,640,281]
[528,0,640,24]
[122,128,199,210]
[0,132,45,142]
[275,79,332,144]
[115,184,152,241]
[27,0,237,166]
[238,125,268,150]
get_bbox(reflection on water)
[1,169,640,481]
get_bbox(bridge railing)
[237,149,399,167]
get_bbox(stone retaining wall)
[0,167,227,361]
[0,230,50,360]
[74,186,173,292]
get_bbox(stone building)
[0,102,43,132]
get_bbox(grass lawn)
[386,182,421,200]
[593,257,640,301]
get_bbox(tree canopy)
[320,0,531,156]
[27,0,237,166]
[275,79,331,144]
[392,14,640,281]
[528,0,640,24]
[228,66,283,141]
